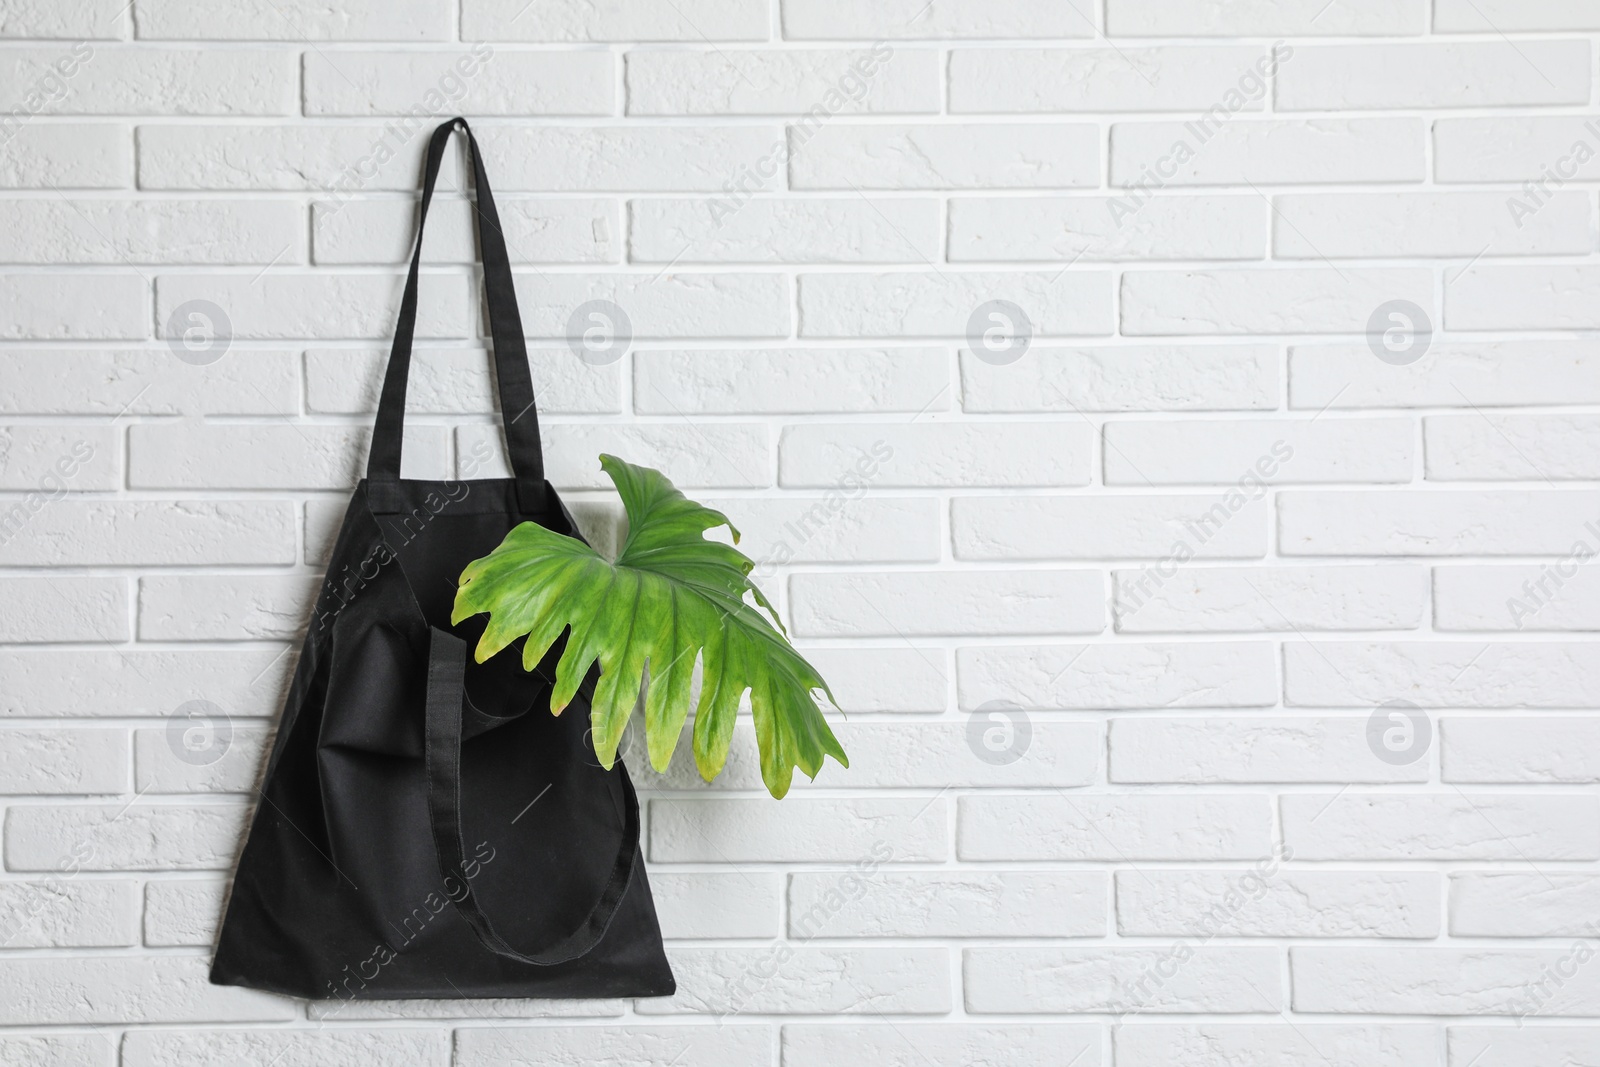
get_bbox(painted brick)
[626,48,939,114]
[634,348,949,414]
[1426,414,1600,481]
[138,125,443,190]
[636,947,951,1015]
[0,501,296,567]
[0,273,146,339]
[0,0,126,37]
[650,797,947,862]
[304,49,613,116]
[781,422,1093,488]
[1436,117,1600,182]
[1435,565,1600,632]
[950,46,1274,113]
[0,878,137,947]
[1122,268,1432,335]
[1436,0,1600,30]
[143,879,226,946]
[1290,342,1600,409]
[824,720,1098,789]
[154,272,468,340]
[965,946,1281,1013]
[791,569,1105,636]
[959,794,1274,861]
[701,496,942,565]
[791,123,1100,189]
[477,125,786,191]
[1106,0,1426,35]
[1114,564,1427,632]
[1292,948,1600,1015]
[782,0,1095,40]
[0,350,298,416]
[0,649,292,719]
[1105,418,1413,484]
[1111,119,1426,186]
[797,646,948,713]
[0,726,128,793]
[650,872,780,939]
[961,345,1278,413]
[1110,715,1429,783]
[789,870,1107,938]
[1279,42,1591,110]
[454,1025,772,1066]
[0,198,301,264]
[949,195,1266,261]
[1282,793,1600,860]
[0,1035,114,1067]
[0,956,291,1024]
[129,423,449,490]
[1116,869,1440,937]
[138,575,318,641]
[4,803,248,871]
[0,124,129,188]
[1285,641,1600,708]
[784,1025,1102,1067]
[798,270,1114,337]
[121,1030,450,1067]
[514,271,789,339]
[1447,1028,1600,1067]
[957,642,1278,710]
[0,576,128,643]
[640,718,1094,791]
[1450,873,1600,937]
[1273,192,1592,258]
[1449,266,1600,331]
[313,198,619,264]
[3,47,296,114]
[630,197,940,263]
[953,493,1271,560]
[1280,490,1600,556]
[462,0,770,41]
[306,347,618,415]
[458,423,771,489]
[1115,1025,1439,1067]
[306,997,622,1021]
[134,0,450,40]
[1443,717,1600,782]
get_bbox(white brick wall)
[1,2,1597,1063]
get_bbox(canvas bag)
[210,117,675,1000]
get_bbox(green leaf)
[452,453,848,798]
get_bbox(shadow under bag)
[210,117,675,1000]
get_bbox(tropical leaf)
[452,453,848,798]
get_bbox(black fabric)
[210,117,674,1001]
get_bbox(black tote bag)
[210,118,675,1001]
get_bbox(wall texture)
[3,0,1600,1064]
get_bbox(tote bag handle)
[425,627,640,965]
[366,117,547,515]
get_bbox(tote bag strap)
[423,627,639,966]
[367,117,546,515]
